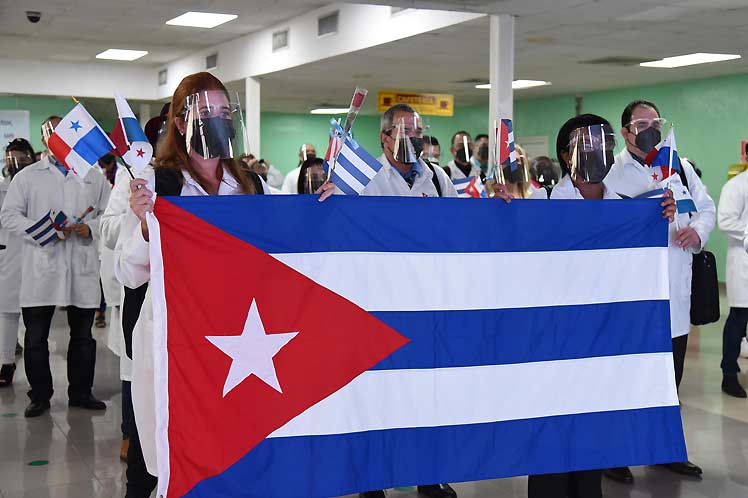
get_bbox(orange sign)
[377,91,454,116]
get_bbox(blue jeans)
[721,307,748,376]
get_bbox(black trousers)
[22,306,96,403]
[720,307,748,377]
[125,413,157,498]
[527,470,602,498]
[672,334,688,390]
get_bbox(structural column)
[138,103,151,128]
[488,14,515,168]
[244,77,261,157]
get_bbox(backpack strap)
[423,160,443,197]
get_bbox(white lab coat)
[265,164,285,190]
[444,159,481,180]
[115,166,270,475]
[363,155,458,198]
[549,174,621,201]
[718,170,748,307]
[0,176,23,313]
[281,165,301,193]
[605,149,716,337]
[0,157,111,308]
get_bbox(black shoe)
[24,400,50,418]
[659,461,703,478]
[68,395,106,410]
[359,492,386,498]
[722,376,747,398]
[603,466,634,484]
[0,363,16,388]
[418,484,458,498]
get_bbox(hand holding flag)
[46,103,116,179]
[110,94,153,176]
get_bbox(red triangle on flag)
[153,198,409,497]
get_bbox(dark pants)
[672,334,688,390]
[721,307,748,377]
[22,306,96,403]
[125,413,157,498]
[527,470,602,498]
[121,380,133,438]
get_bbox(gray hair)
[380,103,417,132]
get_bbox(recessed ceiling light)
[310,108,349,115]
[166,12,238,29]
[640,53,740,68]
[476,80,552,90]
[96,49,148,61]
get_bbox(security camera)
[26,11,42,23]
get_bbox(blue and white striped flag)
[453,176,473,196]
[323,121,382,195]
[25,210,68,246]
[158,195,687,498]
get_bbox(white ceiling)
[3,0,748,113]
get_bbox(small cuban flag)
[499,119,518,172]
[323,119,382,195]
[25,210,69,247]
[453,176,487,198]
[645,126,680,183]
[47,103,115,179]
[110,94,153,174]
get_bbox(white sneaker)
[740,338,748,358]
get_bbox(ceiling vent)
[272,28,289,51]
[580,56,652,66]
[206,53,218,70]
[318,11,339,37]
[158,69,167,86]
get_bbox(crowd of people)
[2,69,747,498]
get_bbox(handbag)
[690,250,720,325]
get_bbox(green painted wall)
[4,72,747,281]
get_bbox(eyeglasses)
[386,126,423,138]
[628,118,666,134]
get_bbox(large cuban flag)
[147,196,686,498]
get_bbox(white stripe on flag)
[269,352,678,438]
[333,158,367,194]
[272,247,668,312]
[341,144,379,180]
[65,149,94,178]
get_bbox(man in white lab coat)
[717,167,748,397]
[357,103,456,498]
[603,100,715,482]
[0,116,111,418]
[443,131,479,181]
[281,143,317,193]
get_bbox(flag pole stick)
[666,124,674,191]
[71,96,79,104]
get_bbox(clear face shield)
[41,120,58,150]
[183,90,241,160]
[3,149,34,177]
[390,113,424,164]
[301,162,327,194]
[568,124,616,184]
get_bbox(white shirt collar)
[181,165,239,195]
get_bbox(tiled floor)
[1,299,747,498]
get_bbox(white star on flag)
[206,299,298,397]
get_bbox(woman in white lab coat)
[527,114,675,498]
[0,139,36,387]
[0,121,111,417]
[115,71,269,498]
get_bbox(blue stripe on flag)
[183,406,686,498]
[635,188,666,199]
[38,232,59,247]
[122,116,148,143]
[162,196,668,254]
[72,126,113,165]
[31,224,54,241]
[337,149,376,188]
[370,300,671,370]
[25,210,51,234]
[677,198,697,214]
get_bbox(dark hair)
[144,103,170,150]
[451,130,471,147]
[422,135,439,147]
[296,157,325,194]
[41,115,62,134]
[475,134,488,142]
[621,100,660,128]
[556,114,612,175]
[6,137,35,158]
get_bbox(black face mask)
[455,147,470,164]
[409,137,424,159]
[191,117,235,159]
[634,127,661,154]
[577,150,615,184]
[478,144,489,162]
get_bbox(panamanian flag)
[147,195,687,498]
[46,103,115,179]
[645,126,680,183]
[110,93,153,174]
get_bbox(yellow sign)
[378,91,454,116]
